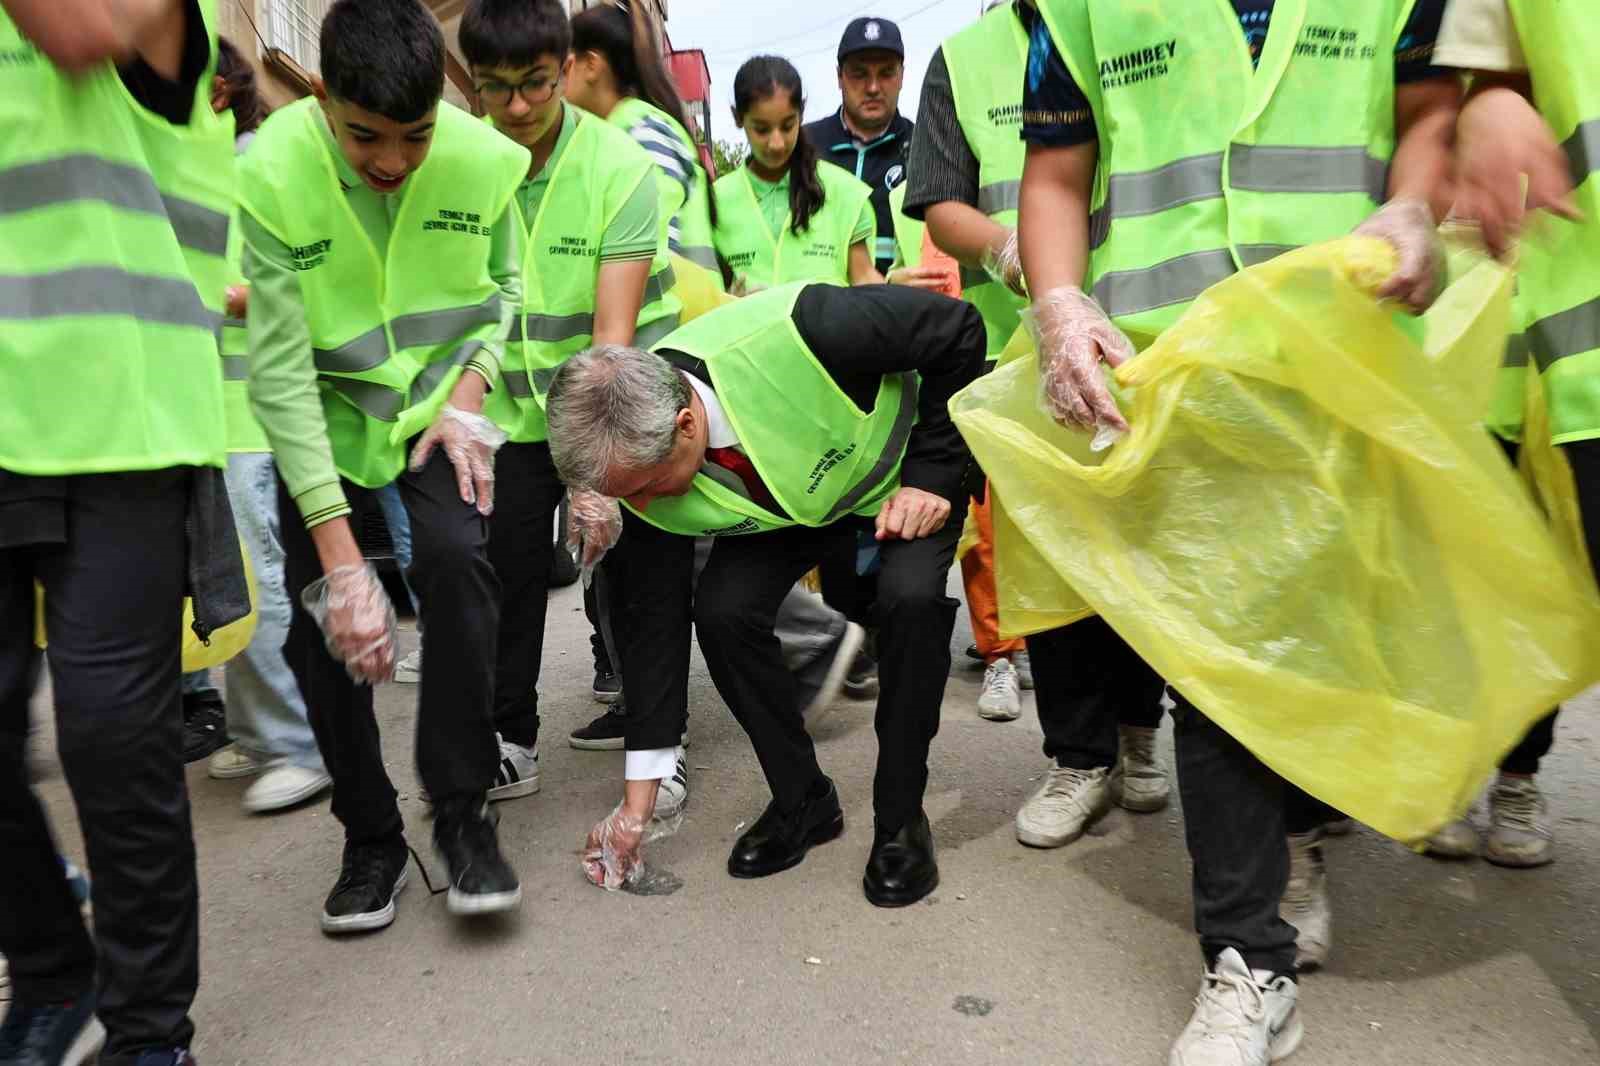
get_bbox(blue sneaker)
[0,994,105,1066]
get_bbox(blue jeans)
[376,481,421,623]
[222,453,323,771]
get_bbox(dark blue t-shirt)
[1021,0,1450,147]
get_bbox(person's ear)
[676,407,696,438]
[311,76,328,104]
[561,52,576,80]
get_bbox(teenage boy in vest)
[546,283,983,906]
[458,0,692,804]
[1419,0,1593,872]
[1,0,232,1061]
[239,0,529,934]
[1018,2,1455,1061]
[904,3,1174,800]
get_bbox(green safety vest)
[628,283,918,537]
[0,1,234,475]
[239,98,528,487]
[888,183,924,269]
[712,163,873,288]
[1502,0,1600,445]
[1035,0,1412,346]
[487,108,680,443]
[609,96,722,284]
[944,1,1030,358]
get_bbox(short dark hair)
[319,0,445,123]
[460,0,571,71]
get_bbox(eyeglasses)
[475,74,562,108]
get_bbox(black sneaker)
[0,992,105,1066]
[548,541,580,589]
[434,796,521,916]
[569,703,627,750]
[964,643,984,663]
[181,692,229,763]
[844,648,879,699]
[320,838,409,935]
[592,669,622,704]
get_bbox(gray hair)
[546,345,693,492]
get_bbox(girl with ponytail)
[712,55,880,291]
[569,2,727,292]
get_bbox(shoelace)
[1037,765,1099,810]
[1494,783,1545,833]
[983,662,1016,697]
[1192,967,1267,1036]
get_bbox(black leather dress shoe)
[728,779,845,878]
[863,810,939,907]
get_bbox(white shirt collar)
[685,372,738,449]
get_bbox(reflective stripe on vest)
[1034,0,1410,344]
[503,312,683,399]
[977,180,1020,216]
[315,293,503,373]
[0,267,220,331]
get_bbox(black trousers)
[0,470,198,1063]
[278,449,499,844]
[1497,437,1600,775]
[607,509,961,829]
[486,441,567,748]
[1026,617,1166,769]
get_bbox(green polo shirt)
[747,170,877,248]
[517,104,659,263]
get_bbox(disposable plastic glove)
[581,806,649,891]
[1031,285,1135,433]
[299,562,397,684]
[408,404,508,516]
[567,491,623,586]
[982,228,1028,298]
[1354,197,1445,313]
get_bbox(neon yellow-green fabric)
[1504,0,1600,444]
[609,96,723,286]
[488,110,678,443]
[239,98,528,487]
[221,216,268,453]
[888,183,924,270]
[945,1,1029,357]
[713,163,873,287]
[0,1,234,475]
[628,283,917,537]
[954,238,1600,844]
[1035,0,1413,349]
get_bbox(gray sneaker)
[1279,829,1331,972]
[1109,724,1170,812]
[1484,776,1553,868]
[977,658,1021,721]
[655,748,690,820]
[1423,816,1480,859]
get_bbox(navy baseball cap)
[837,17,905,62]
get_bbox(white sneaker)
[208,743,265,780]
[803,622,865,727]
[394,649,422,684]
[655,748,689,820]
[1015,764,1111,848]
[243,764,332,814]
[1170,948,1303,1066]
[487,736,541,802]
[1109,724,1171,812]
[1012,649,1034,690]
[977,658,1021,721]
[1485,775,1553,867]
[1280,830,1331,972]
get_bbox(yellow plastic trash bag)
[670,253,735,324]
[33,545,259,672]
[951,237,1600,844]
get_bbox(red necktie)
[705,446,782,515]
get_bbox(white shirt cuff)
[625,747,678,781]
